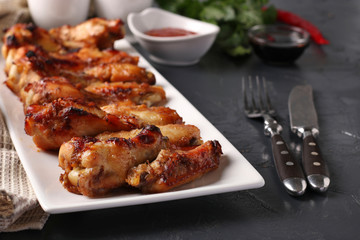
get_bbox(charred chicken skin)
[48,18,125,50]
[59,125,168,197]
[96,124,203,150]
[126,140,222,193]
[2,18,125,55]
[25,98,140,150]
[5,45,155,100]
[25,99,183,150]
[59,124,205,197]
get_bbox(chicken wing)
[21,76,85,108]
[100,104,183,126]
[96,124,202,149]
[84,82,166,106]
[25,98,140,150]
[2,18,125,53]
[84,62,155,85]
[67,47,139,65]
[59,125,168,197]
[126,140,222,193]
[2,23,61,57]
[49,18,125,50]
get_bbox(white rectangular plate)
[0,40,264,214]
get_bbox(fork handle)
[271,134,307,196]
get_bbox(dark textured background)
[3,0,360,239]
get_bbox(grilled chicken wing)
[5,46,155,94]
[126,141,222,193]
[59,125,168,197]
[21,76,85,107]
[96,124,202,149]
[68,47,139,65]
[24,97,183,150]
[84,62,155,85]
[85,82,166,106]
[49,18,125,50]
[4,45,159,109]
[58,124,206,196]
[100,104,183,126]
[25,98,140,150]
[2,23,61,57]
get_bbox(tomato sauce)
[145,27,196,37]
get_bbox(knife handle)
[271,134,307,196]
[302,134,330,192]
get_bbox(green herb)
[155,0,277,57]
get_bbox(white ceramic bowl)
[27,0,90,29]
[127,8,220,66]
[94,0,153,23]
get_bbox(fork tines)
[242,76,275,116]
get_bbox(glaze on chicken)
[59,125,167,197]
[126,141,222,193]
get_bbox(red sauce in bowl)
[145,27,196,37]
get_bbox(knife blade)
[288,85,330,192]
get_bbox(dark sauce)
[249,25,309,64]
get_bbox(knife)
[288,85,330,192]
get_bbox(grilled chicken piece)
[126,141,222,193]
[25,98,140,150]
[2,18,124,58]
[49,18,125,50]
[84,63,155,85]
[69,47,139,65]
[101,104,183,126]
[59,125,168,197]
[23,98,182,150]
[21,76,85,108]
[85,82,166,106]
[5,46,155,96]
[2,23,61,58]
[96,124,202,149]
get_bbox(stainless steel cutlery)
[243,78,330,195]
[242,76,307,196]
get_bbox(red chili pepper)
[276,9,329,45]
[262,7,329,45]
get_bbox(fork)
[242,76,307,196]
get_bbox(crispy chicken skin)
[126,141,222,193]
[25,98,140,150]
[49,18,125,50]
[21,76,85,107]
[84,62,155,85]
[24,98,183,150]
[84,82,166,106]
[96,124,203,149]
[2,23,61,57]
[100,104,183,126]
[59,124,206,197]
[67,47,139,66]
[4,45,159,110]
[2,18,124,56]
[5,45,155,96]
[59,125,168,197]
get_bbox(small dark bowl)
[248,24,310,64]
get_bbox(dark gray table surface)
[3,0,360,239]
